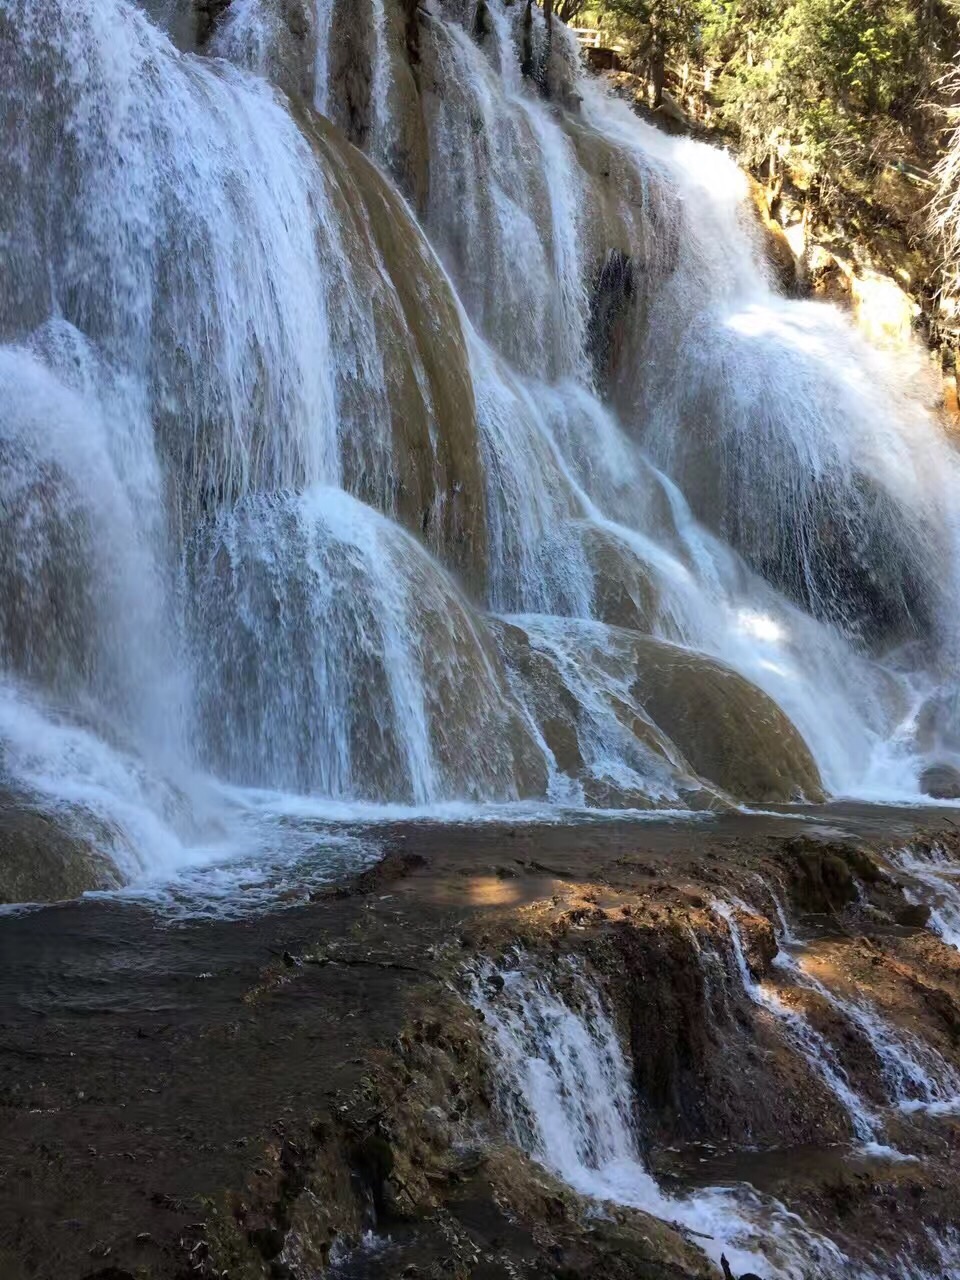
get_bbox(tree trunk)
[651,33,666,108]
[521,0,534,78]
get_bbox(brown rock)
[746,174,801,294]
[920,762,960,800]
[0,786,120,904]
[894,901,931,929]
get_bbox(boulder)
[0,444,98,699]
[499,619,823,806]
[628,635,825,803]
[301,111,488,598]
[895,901,932,928]
[746,173,801,294]
[0,786,121,904]
[920,762,960,801]
[915,692,960,756]
[579,524,662,633]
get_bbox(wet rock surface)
[1,805,960,1278]
[920,761,960,800]
[0,786,121,904]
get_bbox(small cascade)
[470,958,857,1279]
[712,901,882,1145]
[0,677,205,887]
[893,843,960,950]
[779,950,960,1118]
[186,486,545,804]
[367,0,394,165]
[471,941,960,1277]
[312,0,335,114]
[749,873,803,945]
[716,891,960,1134]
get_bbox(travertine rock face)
[0,786,121,904]
[499,620,823,806]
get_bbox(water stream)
[893,842,960,950]
[713,899,884,1146]
[715,888,960,1135]
[471,958,854,1279]
[3,0,960,899]
[470,951,960,1278]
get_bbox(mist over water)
[2,0,960,896]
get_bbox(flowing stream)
[471,958,853,1279]
[470,953,960,1279]
[471,908,960,1278]
[715,895,960,1141]
[3,0,960,898]
[893,842,960,949]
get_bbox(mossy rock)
[579,525,662,634]
[628,635,824,804]
[920,762,960,801]
[499,621,821,806]
[0,787,120,904]
[779,837,866,914]
[304,110,488,599]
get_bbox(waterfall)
[713,900,884,1146]
[780,951,960,1118]
[749,870,960,1116]
[717,892,960,1133]
[577,89,959,648]
[893,843,960,950]
[4,0,960,899]
[368,0,394,164]
[470,942,960,1277]
[471,957,883,1279]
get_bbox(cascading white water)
[471,957,898,1279]
[412,3,956,802]
[187,484,544,804]
[747,871,960,1117]
[894,843,960,949]
[717,892,960,1134]
[578,89,960,647]
[784,951,960,1118]
[712,900,884,1145]
[4,0,960,900]
[367,0,394,164]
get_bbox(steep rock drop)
[1,0,959,885]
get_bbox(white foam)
[471,957,861,1278]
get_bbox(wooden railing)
[569,26,603,48]
[569,26,628,54]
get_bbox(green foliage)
[595,0,717,103]
[710,0,930,175]
[591,0,958,185]
[598,0,712,45]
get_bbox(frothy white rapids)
[2,0,960,905]
[894,842,960,950]
[715,894,960,1145]
[470,953,960,1279]
[471,959,849,1279]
